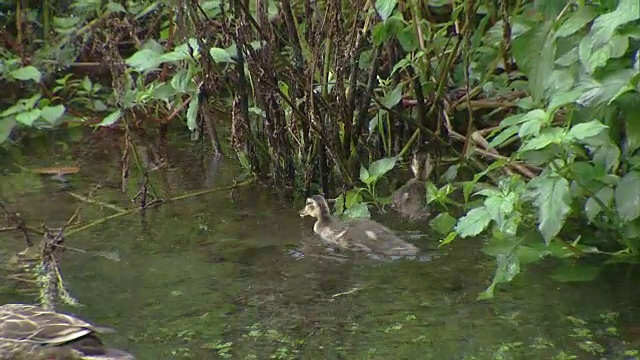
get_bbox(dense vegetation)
[1,0,639,299]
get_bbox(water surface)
[0,131,639,360]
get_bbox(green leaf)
[625,106,640,155]
[0,117,16,143]
[97,110,122,127]
[555,47,579,67]
[209,47,233,63]
[368,156,398,178]
[186,94,200,131]
[519,127,564,152]
[359,166,370,184]
[585,186,614,223]
[371,22,393,46]
[430,212,457,236]
[551,262,602,282]
[615,171,640,221]
[547,89,583,113]
[528,174,571,244]
[512,21,555,102]
[478,252,520,300]
[567,120,608,141]
[381,83,404,109]
[484,193,516,226]
[10,66,42,83]
[16,109,41,126]
[105,1,127,13]
[397,25,419,52]
[455,207,492,238]
[375,0,397,21]
[171,69,191,93]
[125,48,162,72]
[343,202,371,219]
[516,245,550,265]
[489,125,518,148]
[40,105,66,124]
[556,6,597,38]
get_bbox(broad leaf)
[585,186,614,223]
[512,21,555,103]
[375,0,397,21]
[455,207,492,238]
[430,212,457,236]
[10,66,42,83]
[528,174,571,244]
[381,83,404,109]
[478,252,520,300]
[567,120,608,141]
[551,262,602,282]
[343,202,371,219]
[519,127,564,152]
[368,156,398,178]
[16,109,41,126]
[359,166,370,184]
[125,48,163,72]
[210,47,233,63]
[556,6,597,38]
[40,105,66,124]
[615,171,640,221]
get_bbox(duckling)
[391,152,433,220]
[299,195,419,257]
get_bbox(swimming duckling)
[299,195,419,257]
[391,152,433,220]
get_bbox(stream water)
[0,130,639,360]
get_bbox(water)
[1,131,639,359]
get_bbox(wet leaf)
[430,212,457,235]
[615,171,640,221]
[16,109,41,126]
[478,252,520,300]
[98,110,122,127]
[0,117,16,143]
[528,174,571,245]
[551,262,602,282]
[516,246,550,265]
[40,105,66,124]
[567,120,608,141]
[368,156,398,178]
[455,206,492,238]
[10,66,42,83]
[439,231,457,246]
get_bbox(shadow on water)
[1,132,640,359]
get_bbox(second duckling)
[391,152,433,220]
[299,195,419,257]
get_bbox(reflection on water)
[0,134,639,359]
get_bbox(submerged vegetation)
[1,0,640,311]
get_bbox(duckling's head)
[299,195,331,219]
[410,152,433,182]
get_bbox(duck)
[391,151,433,220]
[299,195,419,256]
[0,303,135,360]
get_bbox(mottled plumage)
[0,304,134,360]
[391,152,433,220]
[299,195,419,256]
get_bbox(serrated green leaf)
[519,127,564,152]
[615,171,640,221]
[10,66,42,83]
[528,174,571,244]
[40,105,66,124]
[484,193,516,226]
[455,207,492,238]
[98,110,122,127]
[186,94,200,131]
[547,89,583,113]
[511,22,555,102]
